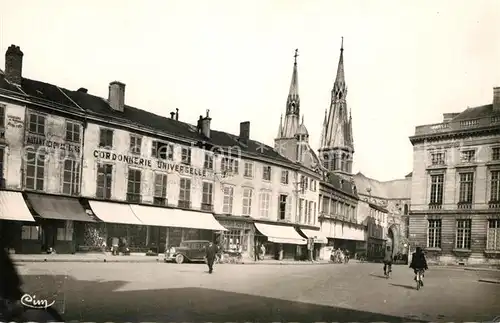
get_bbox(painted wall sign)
[26,135,81,153]
[7,115,23,129]
[93,150,212,177]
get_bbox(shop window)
[21,225,40,240]
[222,229,247,252]
[57,221,74,241]
[25,150,45,191]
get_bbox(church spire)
[332,37,347,102]
[286,49,300,116]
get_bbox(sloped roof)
[323,173,358,198]
[451,104,496,121]
[354,172,410,199]
[1,76,294,165]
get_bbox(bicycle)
[415,269,425,290]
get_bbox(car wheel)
[175,254,184,264]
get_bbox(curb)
[13,258,333,265]
[478,278,500,284]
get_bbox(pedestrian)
[260,243,266,260]
[383,246,393,276]
[254,243,260,261]
[205,242,219,274]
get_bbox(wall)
[1,100,26,189]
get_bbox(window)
[304,177,309,190]
[427,219,441,248]
[222,186,234,214]
[308,201,314,224]
[127,169,142,203]
[204,153,213,170]
[460,150,475,163]
[259,191,270,218]
[321,197,329,215]
[25,151,45,190]
[56,221,73,241]
[129,135,142,155]
[281,170,289,185]
[455,219,471,249]
[491,171,500,202]
[62,159,80,195]
[202,182,213,211]
[96,164,113,199]
[222,229,247,252]
[279,195,287,220]
[262,166,271,181]
[21,225,39,240]
[221,157,239,174]
[492,147,500,161]
[242,188,253,216]
[99,128,113,148]
[65,121,80,142]
[153,173,167,206]
[181,147,191,165]
[0,104,5,128]
[429,174,444,204]
[459,172,474,203]
[487,219,500,251]
[0,146,4,179]
[298,198,304,223]
[151,141,174,160]
[430,152,445,165]
[28,113,45,135]
[244,162,253,178]
[178,178,191,208]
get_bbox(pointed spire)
[301,114,304,125]
[286,49,300,116]
[277,114,283,137]
[332,37,346,101]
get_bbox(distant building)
[0,44,321,259]
[409,88,500,265]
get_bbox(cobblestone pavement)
[15,262,500,322]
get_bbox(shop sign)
[26,134,81,153]
[218,220,249,229]
[93,150,211,177]
[7,115,23,129]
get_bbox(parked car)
[164,240,211,264]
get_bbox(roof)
[451,104,495,121]
[296,123,308,135]
[0,75,294,166]
[354,172,410,199]
[322,173,358,198]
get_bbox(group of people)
[330,248,350,263]
[383,245,428,284]
[254,243,266,261]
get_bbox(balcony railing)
[428,203,442,210]
[201,203,214,212]
[414,115,498,136]
[153,197,167,206]
[126,193,141,203]
[489,201,500,209]
[457,202,473,209]
[178,200,191,209]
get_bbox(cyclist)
[383,245,393,276]
[409,246,428,286]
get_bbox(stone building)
[408,87,500,265]
[0,44,321,259]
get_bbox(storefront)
[367,237,386,260]
[25,193,98,254]
[0,190,38,254]
[216,218,254,259]
[298,228,328,260]
[254,222,307,260]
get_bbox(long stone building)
[409,88,500,265]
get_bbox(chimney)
[200,109,212,138]
[239,121,250,143]
[77,87,88,93]
[494,87,500,112]
[4,45,23,85]
[108,81,125,112]
[170,112,175,119]
[175,108,179,121]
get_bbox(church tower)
[275,49,305,162]
[318,38,354,178]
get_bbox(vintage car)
[164,240,211,264]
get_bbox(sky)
[1,0,499,181]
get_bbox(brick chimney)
[493,87,500,112]
[108,81,125,112]
[4,45,23,85]
[200,109,211,138]
[239,121,250,144]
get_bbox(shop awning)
[255,223,307,245]
[129,205,227,231]
[0,191,35,222]
[26,193,95,222]
[89,201,143,225]
[300,228,328,244]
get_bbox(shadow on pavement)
[20,275,425,322]
[369,273,388,279]
[389,283,416,290]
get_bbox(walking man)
[383,246,393,276]
[205,242,219,274]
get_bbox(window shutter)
[285,196,292,221]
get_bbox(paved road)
[15,262,500,322]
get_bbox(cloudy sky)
[1,0,499,181]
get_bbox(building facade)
[409,87,500,265]
[0,44,321,261]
